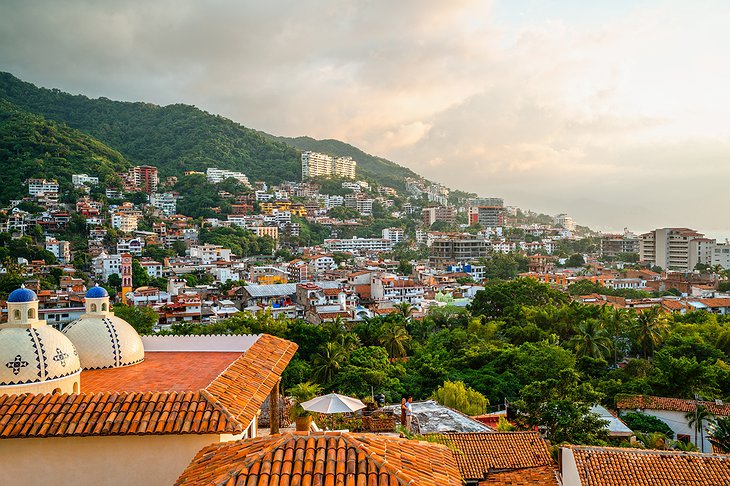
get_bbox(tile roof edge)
[205,335,298,423]
[564,444,730,458]
[347,433,422,486]
[199,389,244,435]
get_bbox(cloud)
[1,0,729,236]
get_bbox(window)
[677,434,691,443]
[90,303,97,312]
[101,303,107,311]
[27,308,35,319]
[13,309,20,320]
[73,382,79,394]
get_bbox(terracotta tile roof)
[205,334,298,427]
[567,445,730,486]
[431,432,555,481]
[0,390,240,438]
[698,298,730,308]
[616,394,730,417]
[478,465,559,485]
[176,431,463,485]
[82,352,242,393]
[0,335,298,439]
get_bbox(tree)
[633,306,668,359]
[432,380,489,416]
[512,369,608,444]
[393,302,414,320]
[469,277,568,320]
[112,304,158,334]
[131,260,151,287]
[709,416,730,453]
[106,273,122,288]
[620,411,674,438]
[569,319,612,359]
[686,404,715,452]
[312,342,347,384]
[379,322,410,358]
[566,254,585,267]
[602,306,633,365]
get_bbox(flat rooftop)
[81,351,242,393]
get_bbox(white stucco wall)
[560,447,582,486]
[642,409,713,453]
[0,433,222,486]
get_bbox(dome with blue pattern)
[86,285,109,299]
[7,286,38,303]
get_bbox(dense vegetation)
[157,277,730,444]
[0,72,460,192]
[0,72,300,183]
[0,100,130,202]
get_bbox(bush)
[432,380,489,416]
[621,411,674,439]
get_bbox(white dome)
[63,315,144,370]
[0,326,81,387]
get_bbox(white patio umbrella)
[301,393,366,430]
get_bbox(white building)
[92,253,122,282]
[371,276,426,304]
[139,260,163,278]
[206,168,251,186]
[72,174,99,187]
[117,238,145,256]
[324,237,393,254]
[554,213,576,231]
[189,244,232,264]
[714,242,730,269]
[27,178,59,196]
[301,151,356,180]
[111,213,139,233]
[149,192,177,215]
[45,238,71,263]
[640,228,710,271]
[382,227,405,244]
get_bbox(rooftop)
[176,431,463,486]
[431,431,555,482]
[383,400,491,434]
[617,394,730,417]
[566,445,730,486]
[81,352,242,393]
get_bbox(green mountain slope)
[0,72,300,183]
[0,100,131,203]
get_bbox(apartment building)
[468,206,506,227]
[422,206,455,227]
[124,165,159,194]
[371,276,426,304]
[600,233,640,258]
[301,151,356,180]
[72,174,99,187]
[27,178,59,196]
[189,244,232,264]
[640,228,709,271]
[111,213,139,233]
[323,237,393,254]
[45,238,71,263]
[554,213,575,231]
[382,227,405,244]
[206,167,251,186]
[429,235,490,267]
[149,192,177,215]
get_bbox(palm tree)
[635,431,669,450]
[312,342,346,384]
[601,306,632,365]
[686,404,715,452]
[379,322,411,358]
[393,302,415,321]
[708,416,730,453]
[633,306,668,359]
[568,319,612,359]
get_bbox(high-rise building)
[301,151,356,180]
[554,213,576,231]
[206,167,251,186]
[600,232,640,259]
[124,166,159,194]
[468,206,506,227]
[422,206,455,227]
[429,235,490,267]
[640,228,712,271]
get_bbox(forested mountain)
[0,72,300,183]
[0,100,131,202]
[0,72,455,192]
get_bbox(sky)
[1,0,729,238]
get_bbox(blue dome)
[7,287,38,303]
[86,285,109,298]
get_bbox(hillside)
[0,72,300,184]
[0,72,451,193]
[0,100,131,203]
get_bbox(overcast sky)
[1,1,729,237]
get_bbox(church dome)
[86,285,109,299]
[7,287,38,303]
[63,315,144,370]
[0,326,81,387]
